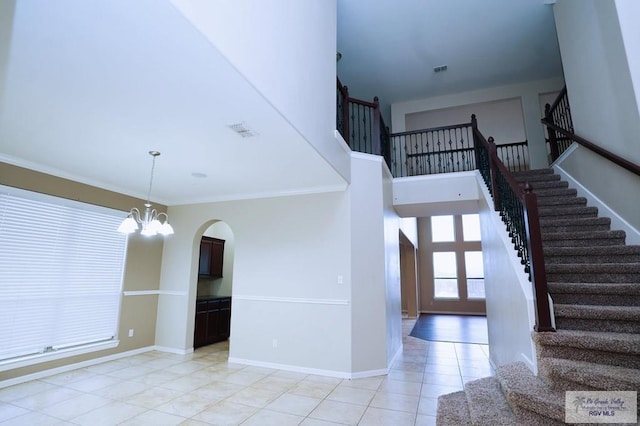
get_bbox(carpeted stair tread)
[534,329,640,368]
[541,230,626,247]
[513,173,561,183]
[536,196,587,207]
[526,180,569,190]
[437,391,471,426]
[537,205,598,218]
[548,282,640,306]
[539,357,640,391]
[540,216,611,233]
[464,377,517,425]
[544,245,640,263]
[546,262,640,282]
[555,304,640,321]
[496,362,565,425]
[512,168,554,177]
[529,187,577,198]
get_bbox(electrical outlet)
[272,339,278,348]
[128,329,134,337]
[337,275,343,284]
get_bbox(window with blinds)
[0,185,127,363]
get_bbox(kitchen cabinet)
[199,237,225,278]
[194,296,231,348]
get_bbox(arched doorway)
[193,220,235,350]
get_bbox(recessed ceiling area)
[337,0,563,110]
[0,0,346,206]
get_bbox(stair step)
[540,216,611,233]
[464,377,517,425]
[543,244,640,264]
[512,168,554,177]
[542,230,626,247]
[533,329,640,369]
[529,187,577,198]
[546,262,640,282]
[496,362,565,425]
[538,358,640,391]
[548,282,640,306]
[436,391,471,426]
[536,196,587,207]
[525,180,569,190]
[514,173,561,184]
[537,205,598,218]
[554,304,640,333]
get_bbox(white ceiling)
[1,1,563,206]
[337,0,563,116]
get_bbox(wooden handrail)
[472,115,554,332]
[541,119,640,177]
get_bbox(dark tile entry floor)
[409,314,488,344]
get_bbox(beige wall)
[0,162,164,381]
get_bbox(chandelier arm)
[129,207,142,224]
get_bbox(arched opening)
[192,220,235,351]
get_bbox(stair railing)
[337,78,391,169]
[472,114,555,333]
[544,86,574,162]
[541,116,640,178]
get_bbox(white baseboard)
[153,345,194,355]
[0,346,155,389]
[228,357,390,380]
[553,165,640,245]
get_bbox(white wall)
[349,153,402,375]
[476,175,538,373]
[399,217,418,248]
[156,191,353,375]
[169,0,350,181]
[392,78,565,169]
[553,0,640,230]
[405,98,526,146]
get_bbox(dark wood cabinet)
[194,297,231,348]
[199,237,225,278]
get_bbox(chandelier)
[117,151,174,237]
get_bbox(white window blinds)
[0,185,127,362]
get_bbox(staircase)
[436,168,640,425]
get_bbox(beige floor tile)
[70,400,147,426]
[40,369,95,386]
[420,384,463,399]
[378,378,422,396]
[0,410,67,425]
[10,386,81,410]
[40,393,111,420]
[415,413,438,426]
[370,391,420,413]
[300,418,343,425]
[192,400,257,425]
[106,365,156,380]
[241,408,304,426]
[358,406,416,426]
[190,381,244,400]
[226,386,283,408]
[327,384,376,406]
[93,379,150,400]
[417,396,439,416]
[423,363,460,375]
[155,393,218,418]
[160,374,213,392]
[0,402,30,422]
[126,386,184,409]
[63,374,122,392]
[422,372,463,387]
[163,361,209,375]
[177,419,211,426]
[0,380,57,402]
[132,369,183,386]
[120,408,186,425]
[308,399,367,425]
[265,393,322,416]
[220,370,267,386]
[387,369,424,383]
[252,375,300,392]
[85,360,129,374]
[341,376,385,391]
[288,381,337,399]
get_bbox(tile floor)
[0,319,494,425]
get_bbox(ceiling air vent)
[433,65,448,73]
[228,122,258,138]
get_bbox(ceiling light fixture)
[433,65,448,73]
[228,122,257,138]
[117,151,174,237]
